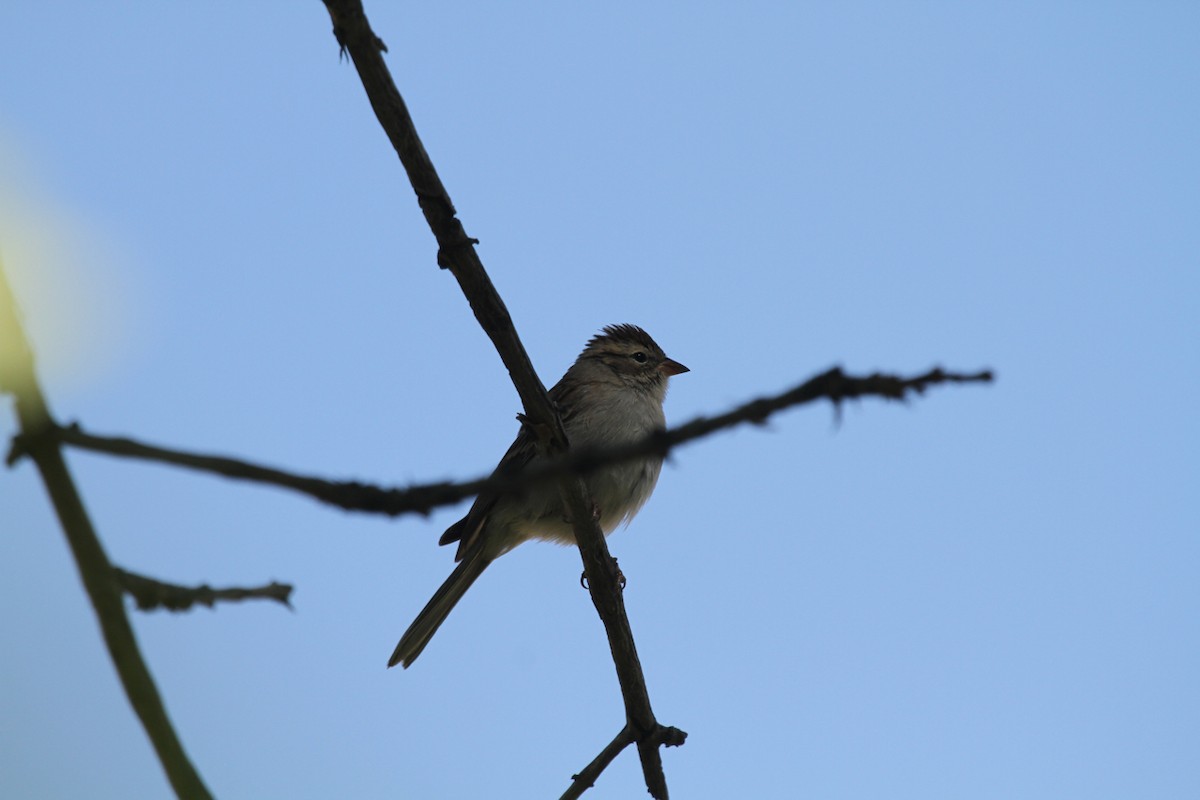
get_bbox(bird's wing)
[439,378,578,561]
[438,423,537,560]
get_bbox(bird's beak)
[659,357,689,377]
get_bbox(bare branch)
[560,726,633,800]
[560,724,687,800]
[114,567,293,612]
[33,421,468,516]
[321,1,680,794]
[321,0,564,447]
[39,365,994,517]
[0,261,213,800]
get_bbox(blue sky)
[2,3,1197,798]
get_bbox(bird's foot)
[579,556,626,591]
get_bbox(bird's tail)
[388,547,491,669]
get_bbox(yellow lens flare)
[0,142,136,397]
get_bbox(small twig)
[560,726,634,800]
[560,724,688,800]
[114,567,293,612]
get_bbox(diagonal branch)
[560,726,634,800]
[38,365,993,518]
[321,1,681,795]
[321,0,564,447]
[0,262,213,800]
[114,567,293,612]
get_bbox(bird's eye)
[631,351,648,363]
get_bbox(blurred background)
[2,3,1197,798]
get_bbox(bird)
[388,324,688,668]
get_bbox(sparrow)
[388,324,688,668]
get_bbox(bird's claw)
[579,557,626,591]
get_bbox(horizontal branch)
[24,421,464,516]
[114,567,293,612]
[35,365,993,519]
